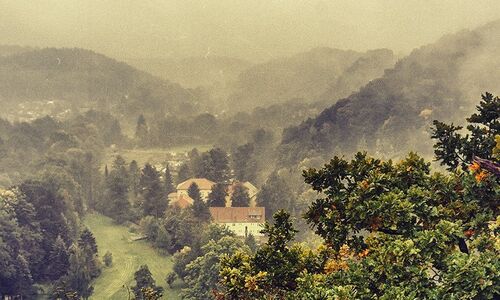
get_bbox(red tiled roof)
[171,194,193,209]
[177,178,215,190]
[209,207,265,223]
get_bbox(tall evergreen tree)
[257,172,296,220]
[232,143,257,182]
[208,183,227,207]
[77,228,100,278]
[230,183,251,207]
[139,164,167,217]
[129,160,140,198]
[164,164,175,195]
[188,183,211,222]
[64,244,94,300]
[135,114,149,145]
[47,235,70,280]
[176,163,192,184]
[103,155,130,223]
[197,148,231,182]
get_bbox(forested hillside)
[0,48,202,122]
[227,47,395,111]
[279,20,500,166]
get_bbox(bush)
[103,251,113,267]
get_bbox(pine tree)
[257,172,296,220]
[77,228,100,279]
[176,163,192,184]
[48,235,70,280]
[135,114,149,146]
[208,183,227,207]
[230,183,251,207]
[129,160,140,198]
[187,182,202,202]
[65,244,94,300]
[189,183,211,222]
[103,155,130,223]
[164,164,175,195]
[232,143,257,182]
[139,163,167,217]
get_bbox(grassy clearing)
[84,213,183,299]
[103,145,212,168]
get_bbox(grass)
[103,145,212,168]
[84,213,183,299]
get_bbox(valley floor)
[84,214,182,300]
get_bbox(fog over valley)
[0,2,499,299]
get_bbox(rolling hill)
[0,47,201,122]
[279,20,500,166]
[227,47,396,112]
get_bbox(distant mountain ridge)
[227,47,396,111]
[278,20,500,166]
[0,47,200,121]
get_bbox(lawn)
[84,213,183,299]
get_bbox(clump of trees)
[216,93,500,299]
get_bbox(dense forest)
[0,11,499,300]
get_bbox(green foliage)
[208,183,228,207]
[195,148,231,182]
[256,172,296,220]
[132,265,163,300]
[230,183,250,207]
[431,92,499,171]
[165,272,176,288]
[183,236,248,300]
[232,143,257,183]
[103,251,113,267]
[57,244,94,300]
[168,224,245,300]
[129,160,140,198]
[136,114,149,145]
[189,183,211,222]
[177,163,192,184]
[164,164,176,195]
[139,163,167,217]
[217,94,500,299]
[102,155,131,223]
[244,233,258,253]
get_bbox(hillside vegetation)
[228,47,395,111]
[0,48,201,122]
[85,214,181,300]
[279,20,500,166]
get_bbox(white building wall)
[221,222,264,237]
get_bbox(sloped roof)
[209,207,265,223]
[177,178,216,190]
[170,194,193,209]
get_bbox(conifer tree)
[230,183,250,207]
[208,183,227,207]
[48,235,70,280]
[129,160,140,198]
[164,164,175,195]
[103,155,130,223]
[139,163,167,217]
[188,183,211,222]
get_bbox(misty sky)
[1,0,500,61]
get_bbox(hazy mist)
[2,0,500,61]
